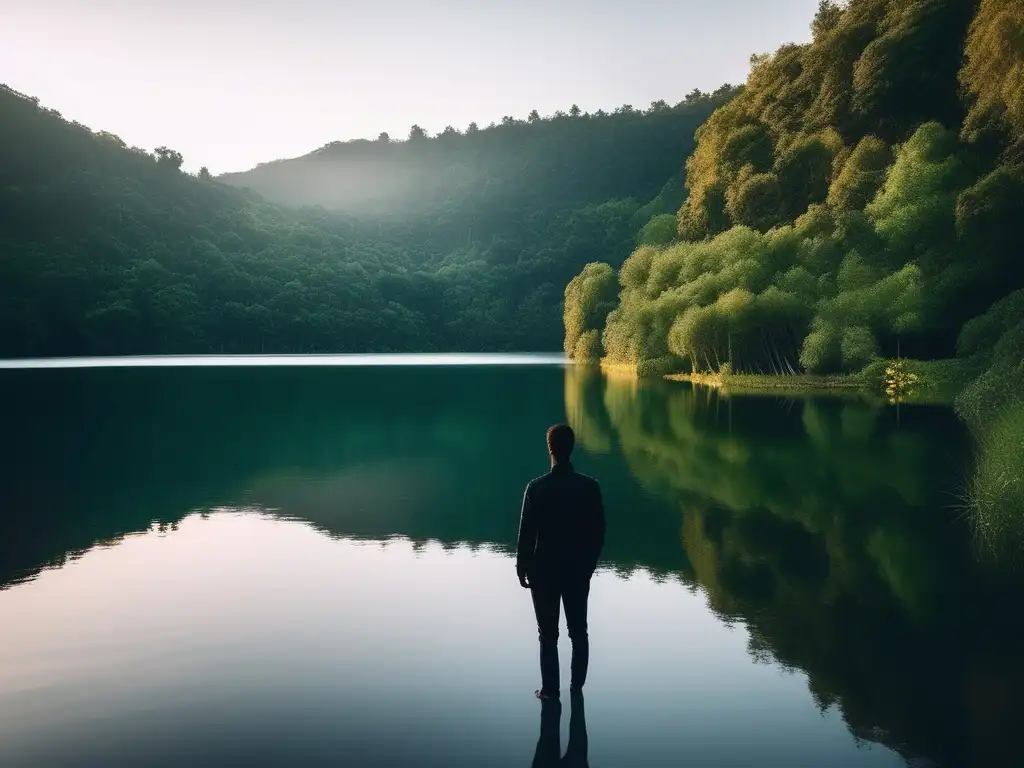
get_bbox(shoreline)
[666,371,866,392]
[593,357,964,404]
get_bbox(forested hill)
[0,84,736,357]
[218,91,737,218]
[566,0,1023,395]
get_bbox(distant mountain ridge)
[217,88,740,221]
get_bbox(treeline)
[565,0,1023,379]
[218,89,737,216]
[0,82,736,357]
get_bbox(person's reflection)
[532,691,589,767]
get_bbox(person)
[516,424,606,701]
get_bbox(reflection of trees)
[565,368,1024,767]
[563,366,615,454]
[598,373,963,623]
[1,365,686,589]
[0,365,542,588]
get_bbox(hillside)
[0,83,736,356]
[563,0,1024,542]
[566,0,1022,378]
[218,92,736,218]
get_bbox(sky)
[1,0,820,174]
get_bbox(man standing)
[516,424,606,701]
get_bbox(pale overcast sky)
[1,0,819,173]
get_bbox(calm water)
[1,358,1022,767]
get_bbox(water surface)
[1,359,1021,767]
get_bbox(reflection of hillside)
[0,366,543,587]
[565,369,1024,767]
[563,366,615,454]
[607,376,942,519]
[682,504,959,763]
[1,365,687,589]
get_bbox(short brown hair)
[546,424,575,461]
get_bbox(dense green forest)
[0,82,735,356]
[563,0,1024,534]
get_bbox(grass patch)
[600,356,688,378]
[667,371,866,394]
[598,355,972,405]
[963,401,1024,565]
[659,357,973,403]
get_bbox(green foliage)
[864,123,962,255]
[564,262,618,359]
[955,290,1024,429]
[952,163,1024,319]
[721,124,775,174]
[573,329,603,362]
[725,169,785,231]
[0,83,738,357]
[811,0,845,40]
[841,325,879,371]
[773,134,835,218]
[960,0,1024,151]
[952,292,1024,559]
[828,135,893,211]
[155,146,184,170]
[676,180,728,241]
[850,0,973,142]
[637,213,677,247]
[568,0,1024,384]
[965,402,1024,558]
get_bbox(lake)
[1,356,1022,767]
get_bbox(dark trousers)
[530,572,591,694]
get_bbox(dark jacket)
[516,462,606,579]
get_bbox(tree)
[811,0,844,40]
[197,166,213,181]
[377,132,390,143]
[725,170,784,232]
[720,124,774,174]
[154,146,184,171]
[96,131,126,148]
[960,0,1024,148]
[569,104,581,118]
[563,262,618,359]
[638,214,677,246]
[828,136,893,211]
[528,109,541,123]
[466,122,479,134]
[773,135,835,218]
[408,124,427,141]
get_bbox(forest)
[0,81,735,357]
[562,0,1023,536]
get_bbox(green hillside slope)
[566,0,1023,375]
